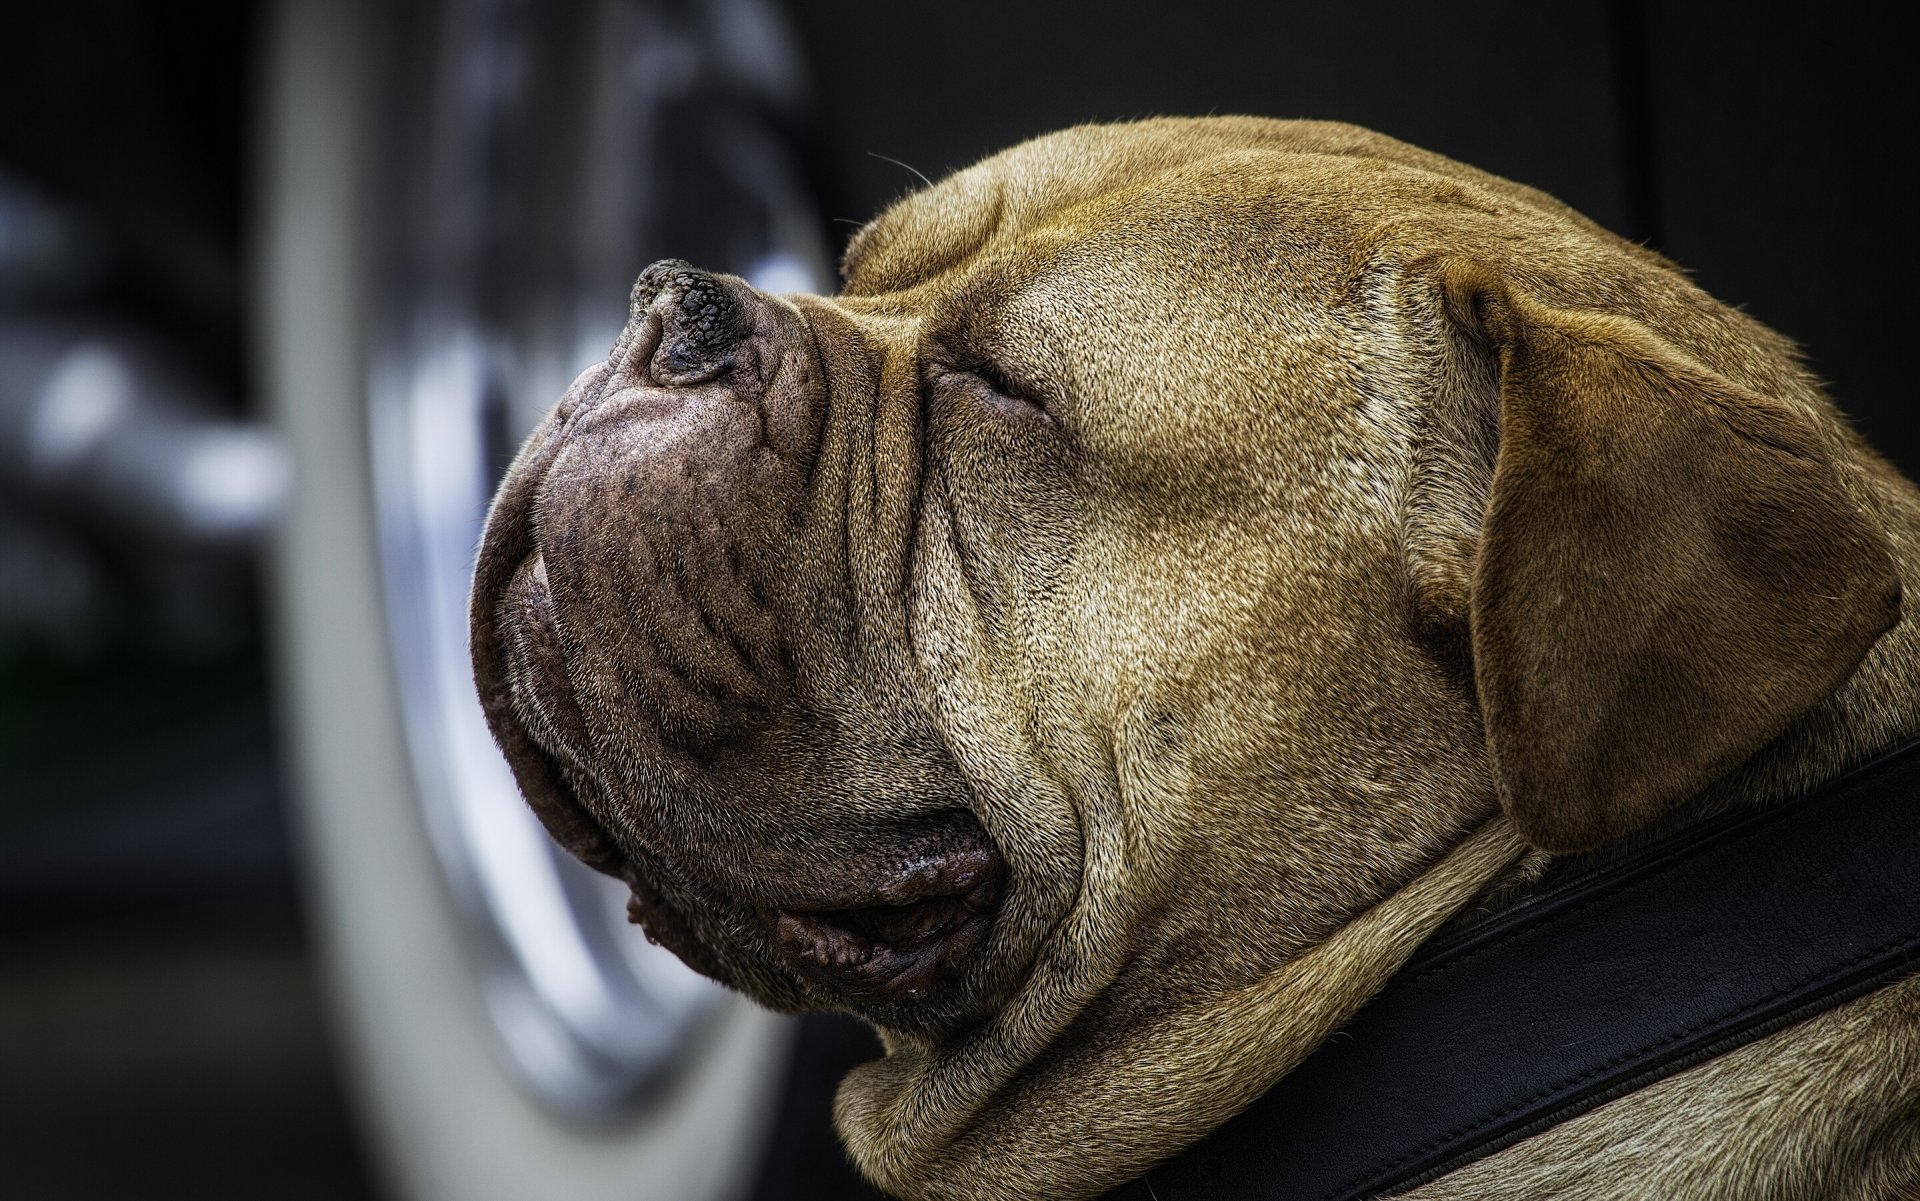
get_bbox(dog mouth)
[774,822,1006,1006]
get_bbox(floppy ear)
[1442,266,1901,852]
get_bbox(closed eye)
[932,361,1055,426]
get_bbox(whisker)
[868,151,935,190]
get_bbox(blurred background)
[0,2,1912,1198]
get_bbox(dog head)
[472,118,1902,1196]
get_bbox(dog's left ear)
[1440,265,1901,852]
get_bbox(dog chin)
[627,809,1012,1033]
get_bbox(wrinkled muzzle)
[469,261,1013,1032]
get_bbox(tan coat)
[472,118,1920,1200]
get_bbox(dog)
[470,118,1920,1199]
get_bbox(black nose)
[633,258,751,382]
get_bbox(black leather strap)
[1106,739,1920,1201]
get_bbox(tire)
[255,1,824,1196]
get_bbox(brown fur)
[471,118,1920,1199]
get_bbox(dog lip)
[774,843,1006,1002]
[784,842,1003,912]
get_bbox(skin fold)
[471,119,1920,1200]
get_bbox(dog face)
[472,117,1898,1192]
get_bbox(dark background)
[1,2,1912,1198]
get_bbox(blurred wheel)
[257,0,831,1196]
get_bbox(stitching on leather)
[1318,930,1920,1201]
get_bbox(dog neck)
[836,465,1920,1201]
[836,818,1529,1200]
[831,618,1920,1201]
